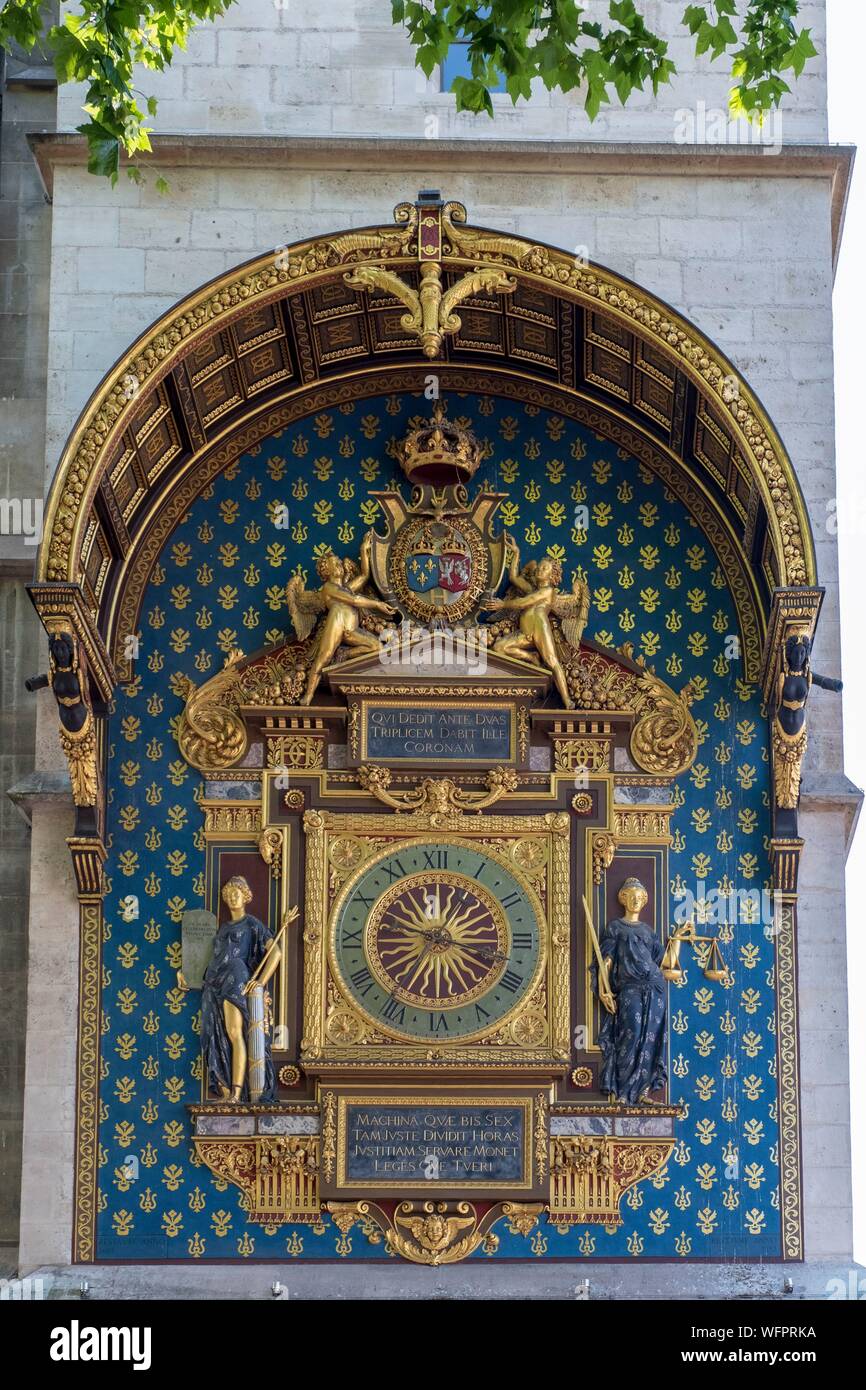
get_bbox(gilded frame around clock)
[329,837,547,1044]
[301,808,572,1069]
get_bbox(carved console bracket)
[189,1106,321,1226]
[761,588,825,821]
[358,764,518,816]
[327,1199,545,1265]
[27,581,117,867]
[548,1108,679,1228]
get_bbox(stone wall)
[0,49,55,1251]
[56,0,830,144]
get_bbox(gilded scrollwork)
[175,643,324,771]
[501,1202,544,1238]
[357,765,519,818]
[258,828,283,876]
[176,648,248,772]
[566,648,698,777]
[592,832,617,885]
[325,1198,543,1265]
[629,670,699,778]
[344,259,516,360]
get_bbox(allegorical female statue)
[590,877,667,1104]
[199,876,296,1103]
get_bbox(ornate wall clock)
[174,392,705,1252]
[330,838,545,1043]
[301,810,572,1072]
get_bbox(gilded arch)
[35,193,815,700]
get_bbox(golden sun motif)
[367,872,508,1009]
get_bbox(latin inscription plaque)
[327,1092,540,1196]
[362,703,513,763]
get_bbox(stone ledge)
[27,134,855,265]
[15,1259,866,1301]
[6,771,72,827]
[800,773,863,856]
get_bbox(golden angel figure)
[484,541,589,708]
[285,531,398,704]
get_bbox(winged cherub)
[285,532,398,705]
[483,541,589,709]
[395,1208,476,1260]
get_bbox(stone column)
[16,771,79,1273]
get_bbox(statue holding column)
[192,876,297,1103]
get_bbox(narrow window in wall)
[441,7,507,93]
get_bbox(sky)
[826,0,864,1264]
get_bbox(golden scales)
[660,921,731,985]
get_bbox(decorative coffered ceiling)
[36,200,816,688]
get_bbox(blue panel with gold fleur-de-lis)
[96,391,778,1262]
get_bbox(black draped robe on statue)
[590,917,667,1103]
[200,913,276,1101]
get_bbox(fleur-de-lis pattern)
[96,392,779,1260]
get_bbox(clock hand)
[463,942,510,964]
[384,920,438,944]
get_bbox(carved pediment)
[174,629,698,780]
[325,630,551,697]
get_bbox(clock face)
[330,839,545,1043]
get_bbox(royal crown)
[406,522,470,557]
[395,401,483,486]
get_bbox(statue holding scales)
[585,880,668,1105]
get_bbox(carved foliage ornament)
[176,645,307,772]
[357,764,519,818]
